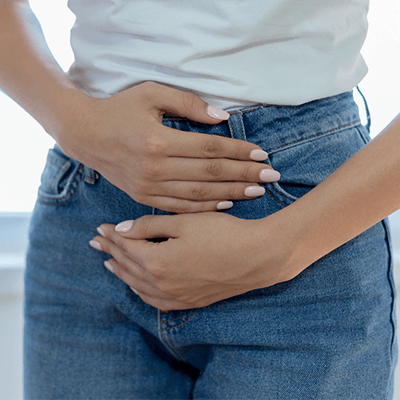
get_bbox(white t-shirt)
[67,0,369,109]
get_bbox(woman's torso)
[67,0,370,108]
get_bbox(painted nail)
[250,149,268,161]
[259,169,281,182]
[89,240,102,251]
[104,260,114,273]
[207,105,230,120]
[130,286,138,294]
[115,220,134,233]
[217,201,234,210]
[97,226,106,237]
[244,186,266,197]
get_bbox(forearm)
[0,0,88,139]
[267,115,400,279]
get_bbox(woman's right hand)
[58,82,280,213]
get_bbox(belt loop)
[227,110,247,141]
[356,86,371,133]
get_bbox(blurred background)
[0,0,399,398]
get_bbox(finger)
[92,233,147,276]
[162,127,269,161]
[104,258,173,300]
[132,288,193,311]
[152,157,280,183]
[139,195,236,214]
[94,226,160,262]
[111,215,181,240]
[147,82,230,124]
[152,181,266,201]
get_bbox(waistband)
[163,91,363,154]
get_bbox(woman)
[0,0,398,398]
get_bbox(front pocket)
[38,146,84,206]
[264,124,368,207]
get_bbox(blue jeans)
[24,91,397,399]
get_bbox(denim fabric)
[24,91,397,399]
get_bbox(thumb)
[148,82,230,124]
[115,215,181,240]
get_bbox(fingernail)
[89,240,102,251]
[207,105,230,120]
[244,186,266,197]
[259,169,281,182]
[97,227,106,237]
[217,201,234,210]
[250,149,268,161]
[130,286,138,294]
[115,220,134,232]
[104,260,114,273]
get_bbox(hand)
[89,212,296,310]
[57,82,280,213]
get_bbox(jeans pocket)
[37,146,84,206]
[264,124,367,206]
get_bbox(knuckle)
[228,183,244,199]
[141,81,157,93]
[205,161,223,178]
[240,165,254,182]
[136,215,153,237]
[181,91,197,115]
[202,138,222,157]
[143,135,168,157]
[118,240,129,255]
[234,141,248,160]
[191,185,209,200]
[148,261,166,280]
[140,160,164,179]
[138,81,156,101]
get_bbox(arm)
[0,0,85,138]
[0,0,280,213]
[92,114,400,310]
[277,113,400,277]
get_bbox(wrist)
[48,87,100,163]
[250,204,311,288]
[40,85,92,141]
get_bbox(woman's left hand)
[90,212,295,310]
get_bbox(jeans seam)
[157,310,195,362]
[381,220,397,357]
[37,165,84,206]
[265,120,361,154]
[159,311,196,332]
[264,186,291,206]
[163,311,190,324]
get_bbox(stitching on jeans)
[265,188,289,206]
[161,312,195,332]
[238,113,246,140]
[159,311,196,332]
[157,310,185,361]
[266,120,360,153]
[163,311,190,323]
[38,166,84,206]
[158,311,189,326]
[229,105,270,115]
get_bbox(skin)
[2,1,400,311]
[0,0,280,214]
[91,113,400,310]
